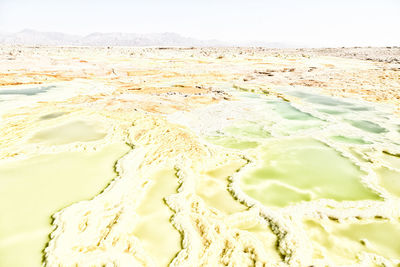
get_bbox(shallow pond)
[240,138,381,207]
[0,143,130,267]
[305,218,400,264]
[29,120,107,145]
[133,169,181,266]
[0,86,55,96]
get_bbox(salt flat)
[0,46,399,266]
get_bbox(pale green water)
[0,143,130,267]
[197,160,247,214]
[331,135,372,145]
[317,108,347,115]
[29,120,107,145]
[240,138,380,207]
[346,106,374,111]
[347,119,387,134]
[206,136,259,149]
[197,159,281,260]
[205,122,271,149]
[270,101,317,121]
[1,84,398,266]
[286,90,352,107]
[205,122,270,150]
[133,169,181,266]
[375,167,400,197]
[224,87,400,264]
[280,122,322,133]
[224,122,270,139]
[305,219,400,264]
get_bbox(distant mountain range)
[0,29,301,48]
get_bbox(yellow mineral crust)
[1,46,400,267]
[45,115,283,266]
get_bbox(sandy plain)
[0,46,400,267]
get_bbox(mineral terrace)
[0,46,400,267]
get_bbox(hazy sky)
[0,0,399,46]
